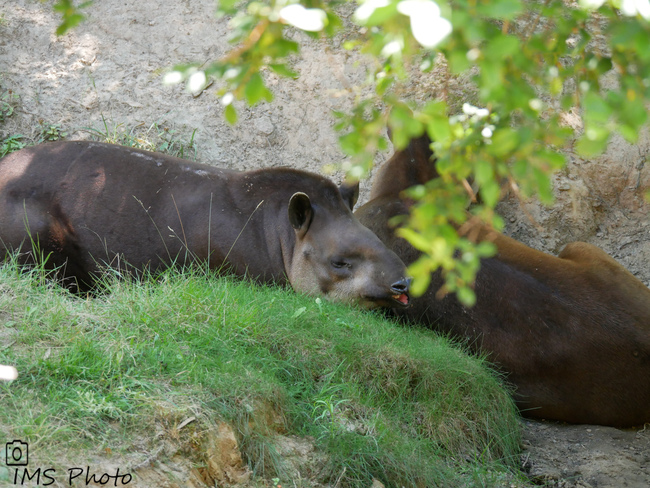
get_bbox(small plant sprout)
[39,123,68,142]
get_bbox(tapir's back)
[0,141,237,287]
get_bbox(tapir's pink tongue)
[394,293,409,305]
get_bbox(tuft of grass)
[83,115,198,159]
[0,89,19,123]
[0,134,25,157]
[0,88,26,157]
[0,260,525,487]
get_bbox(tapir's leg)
[559,241,640,283]
[0,199,94,291]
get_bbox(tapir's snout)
[391,277,411,294]
[389,276,411,308]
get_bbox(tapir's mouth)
[391,293,410,308]
[365,292,410,309]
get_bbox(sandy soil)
[1,1,649,487]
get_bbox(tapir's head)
[286,182,410,309]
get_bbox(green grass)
[82,115,198,159]
[0,261,525,487]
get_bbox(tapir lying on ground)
[0,140,410,308]
[355,134,650,427]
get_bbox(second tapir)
[356,134,650,427]
[0,140,410,308]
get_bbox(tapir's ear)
[288,192,314,236]
[339,181,359,210]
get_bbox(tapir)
[355,133,650,426]
[0,140,410,308]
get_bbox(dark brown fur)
[355,134,650,426]
[0,141,410,308]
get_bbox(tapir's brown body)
[356,134,650,427]
[0,141,409,308]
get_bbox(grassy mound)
[0,263,523,487]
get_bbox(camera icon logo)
[5,440,28,466]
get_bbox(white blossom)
[188,71,207,93]
[578,0,606,10]
[163,71,183,85]
[354,0,390,23]
[621,0,650,20]
[280,4,327,32]
[221,93,234,106]
[397,0,452,48]
[381,40,403,57]
[0,365,18,381]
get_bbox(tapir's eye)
[331,259,351,270]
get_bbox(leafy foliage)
[53,0,650,304]
[52,0,93,35]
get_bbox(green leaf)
[376,75,394,96]
[485,34,520,59]
[479,180,501,208]
[363,2,399,26]
[244,73,274,106]
[407,257,433,296]
[476,241,496,258]
[269,64,299,79]
[619,124,639,144]
[291,307,307,319]
[619,98,648,132]
[224,104,238,125]
[456,286,476,307]
[583,92,612,124]
[575,134,608,157]
[217,0,238,14]
[538,150,566,171]
[488,128,519,158]
[474,159,494,186]
[398,228,434,254]
[534,167,553,204]
[477,0,523,20]
[389,105,423,149]
[448,50,471,74]
[267,39,300,58]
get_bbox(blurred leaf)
[485,34,520,59]
[474,159,494,186]
[53,0,91,35]
[389,105,423,149]
[224,104,238,125]
[576,130,609,157]
[479,181,501,208]
[269,63,299,78]
[291,307,307,319]
[477,0,523,20]
[456,286,476,307]
[583,92,612,124]
[534,167,553,204]
[488,129,519,158]
[244,73,274,106]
